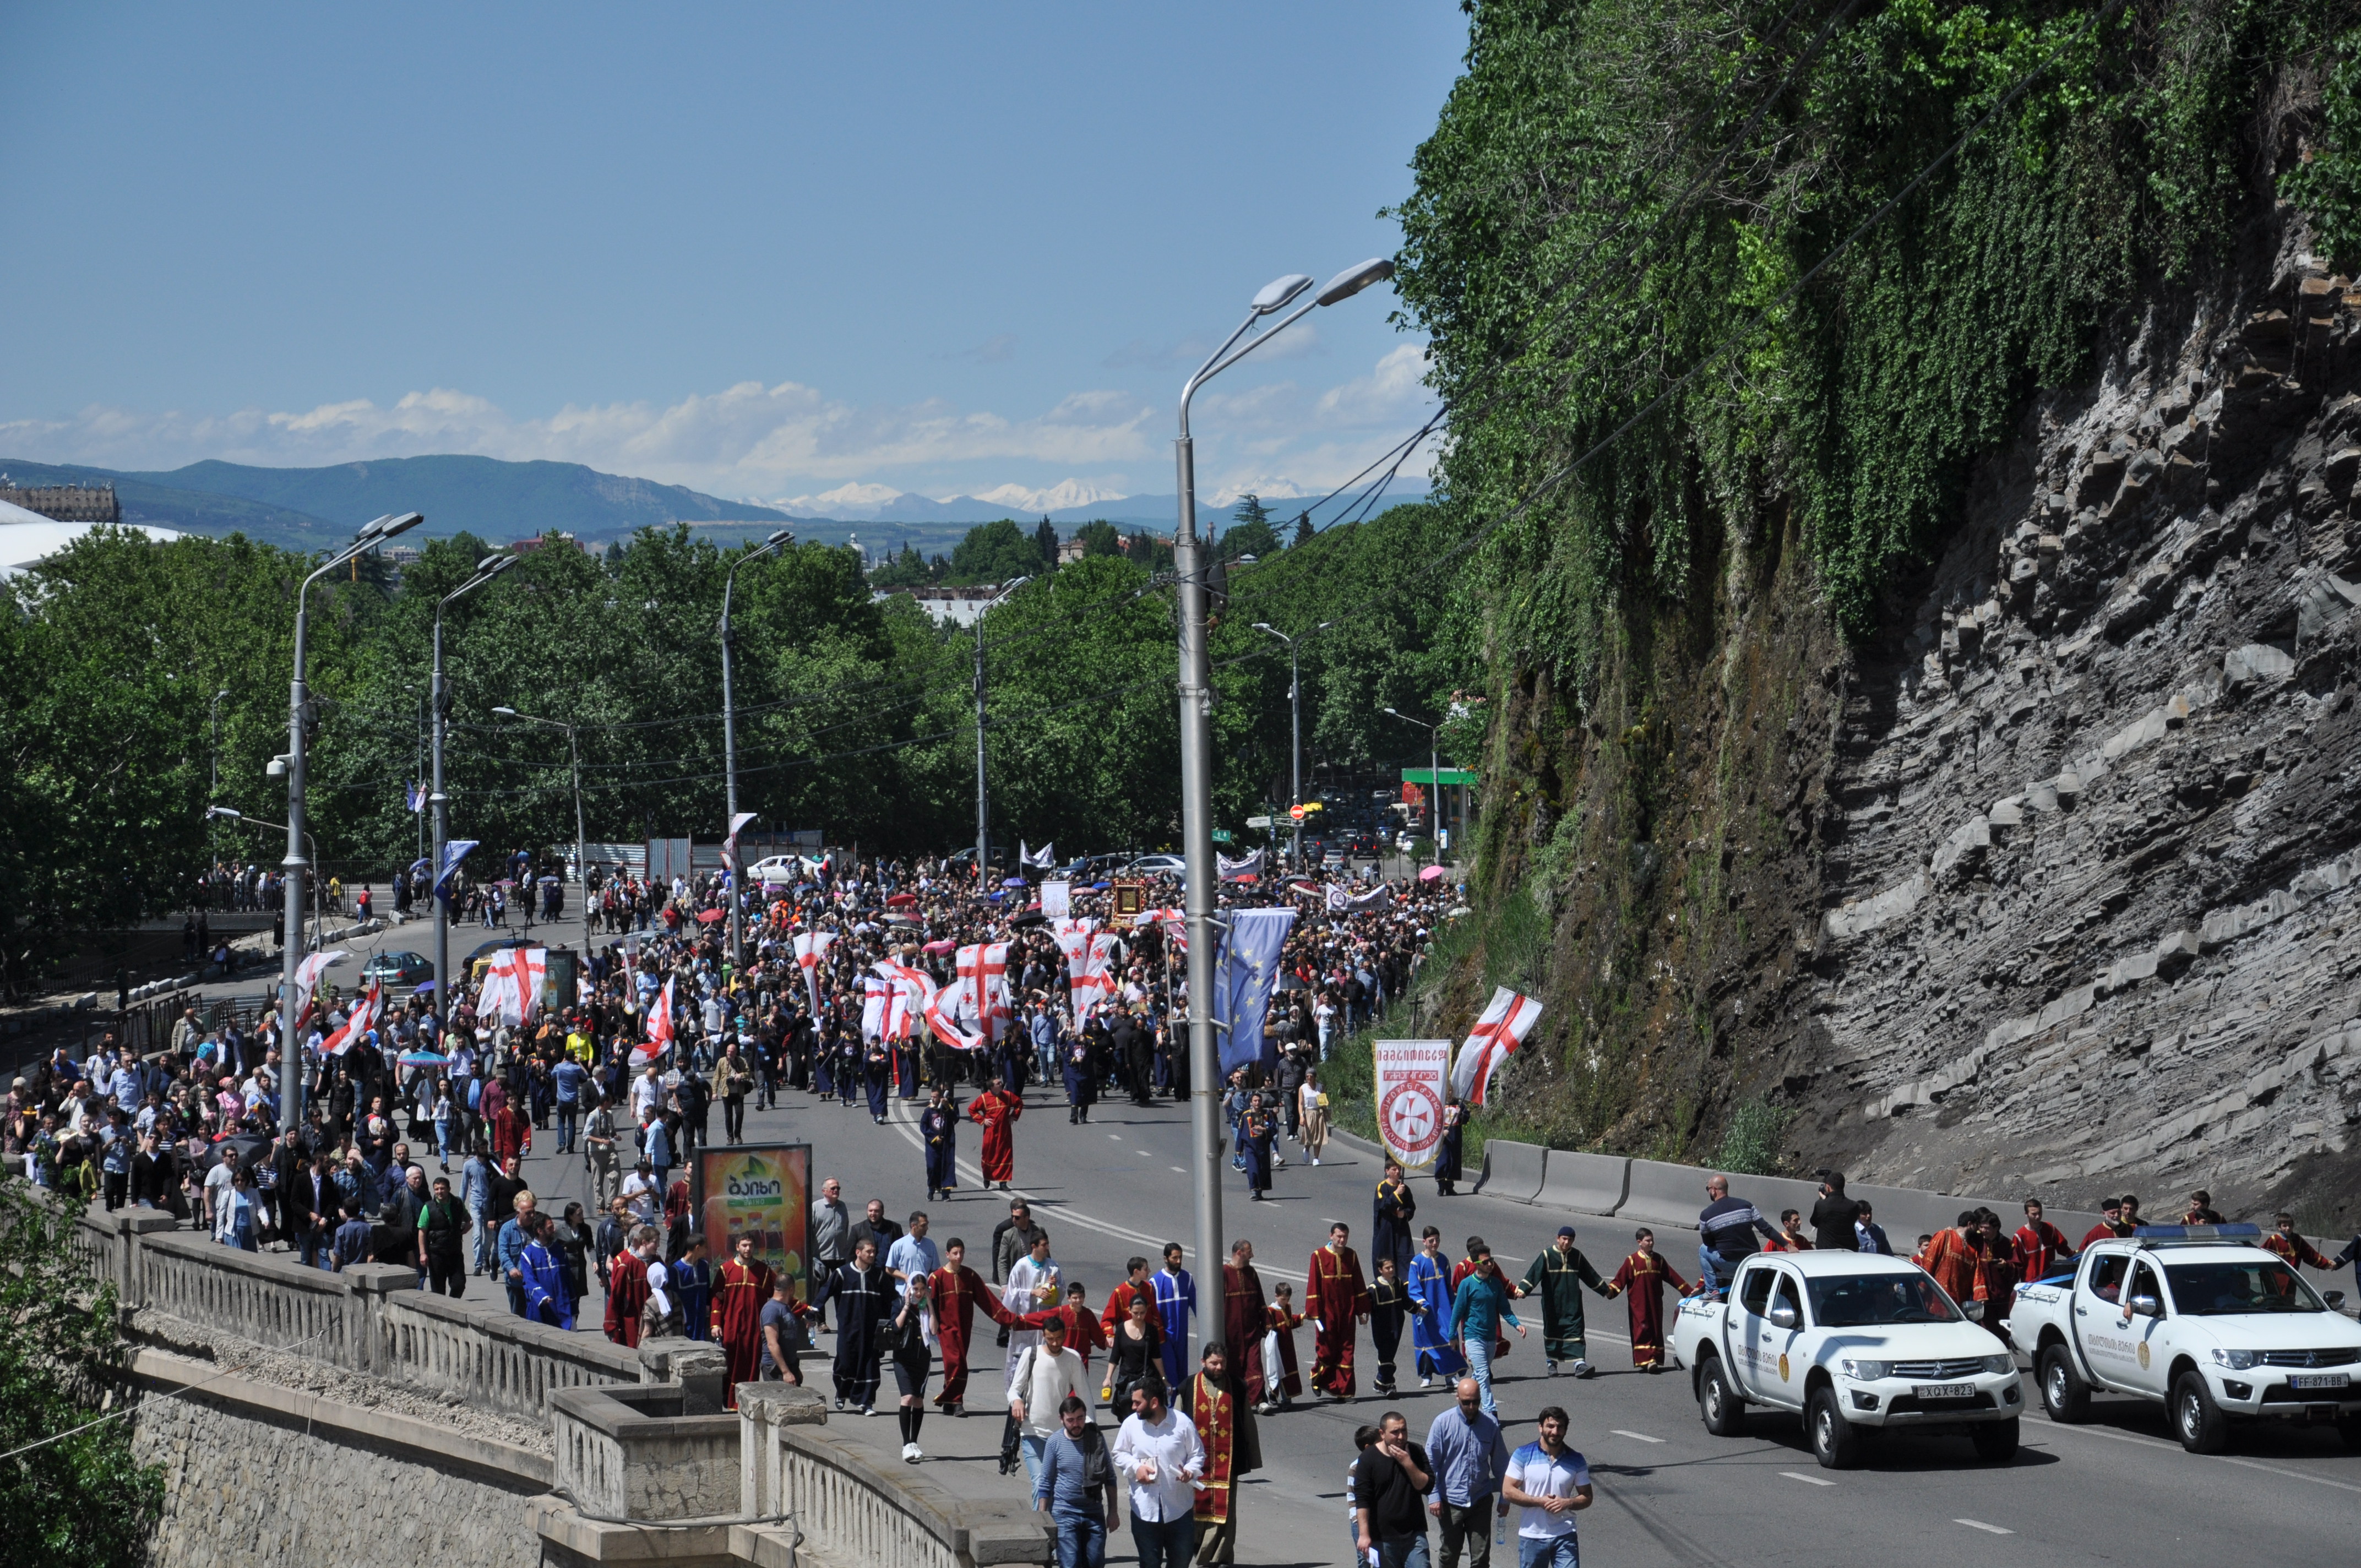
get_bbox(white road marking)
[1610,1430,1664,1444]
[1137,1150,1152,1156]
[1108,1133,1122,1140]
[1954,1519,2012,1536]
[1171,1167,1187,1174]
[1778,1471,1836,1487]
[2037,1418,2361,1495]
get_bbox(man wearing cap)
[1516,1227,1612,1379]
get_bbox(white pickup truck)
[2004,1226,2361,1453]
[1671,1249,2023,1468]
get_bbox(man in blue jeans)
[1448,1240,1526,1417]
[1031,1395,1116,1568]
[1424,1377,1509,1568]
[552,1057,587,1153]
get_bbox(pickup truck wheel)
[2038,1344,2090,1424]
[1696,1355,1747,1437]
[1807,1387,1861,1469]
[1970,1417,2020,1461]
[2172,1370,2231,1454]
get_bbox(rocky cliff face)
[1481,204,2361,1226]
[1798,208,2361,1219]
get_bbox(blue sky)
[1,4,1465,508]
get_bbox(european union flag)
[1212,905,1297,1077]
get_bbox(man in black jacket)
[1809,1170,1862,1251]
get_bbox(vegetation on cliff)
[1378,0,2361,1159]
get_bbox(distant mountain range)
[0,453,1422,556]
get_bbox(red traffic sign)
[1288,804,1307,821]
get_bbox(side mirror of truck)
[2127,1293,2162,1319]
[1769,1304,1798,1330]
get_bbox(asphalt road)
[209,914,2361,1562]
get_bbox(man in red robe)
[605,1227,654,1347]
[1100,1255,1152,1341]
[923,1238,1015,1415]
[1189,1343,1259,1565]
[1304,1221,1369,1400]
[967,1075,1022,1190]
[1220,1238,1269,1410]
[1921,1212,1981,1305]
[1605,1228,1693,1369]
[710,1232,775,1408]
[2264,1212,2335,1295]
[2011,1199,2075,1283]
[2081,1197,2133,1250]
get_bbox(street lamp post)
[492,706,587,952]
[1252,620,1331,870]
[213,806,322,956]
[974,577,1031,893]
[432,554,518,1036]
[722,530,795,972]
[1383,707,1442,872]
[282,511,422,1142]
[207,687,231,880]
[1173,258,1392,1335]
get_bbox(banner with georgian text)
[1375,1039,1452,1170]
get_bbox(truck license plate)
[2289,1373,2349,1391]
[1912,1383,1976,1400]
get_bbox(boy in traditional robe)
[1406,1227,1466,1384]
[924,1238,1017,1416]
[711,1232,777,1408]
[1305,1221,1370,1400]
[1516,1224,1613,1378]
[1366,1254,1422,1398]
[1605,1228,1694,1371]
[967,1076,1022,1190]
[1264,1283,1306,1409]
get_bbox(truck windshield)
[1806,1273,1963,1327]
[2163,1260,2327,1315]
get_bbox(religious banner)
[1040,880,1071,919]
[694,1141,812,1306]
[1375,1038,1452,1170]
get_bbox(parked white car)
[2004,1227,2361,1452]
[1672,1250,2022,1468]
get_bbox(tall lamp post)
[1251,620,1331,870]
[492,706,586,952]
[722,530,795,971]
[1173,257,1393,1331]
[211,807,323,952]
[1382,707,1442,872]
[974,576,1031,893]
[431,553,518,1034]
[282,510,422,1142]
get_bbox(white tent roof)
[0,500,181,578]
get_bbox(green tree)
[1291,511,1313,547]
[0,1180,164,1562]
[944,519,1046,586]
[866,542,937,588]
[1220,495,1281,562]
[1073,520,1124,558]
[1032,517,1060,568]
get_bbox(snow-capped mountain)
[757,477,1133,522]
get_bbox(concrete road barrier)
[1475,1139,1547,1204]
[1532,1151,1629,1219]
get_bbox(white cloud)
[0,339,1434,508]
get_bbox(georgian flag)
[290,949,350,1032]
[923,972,985,1052]
[1070,933,1123,1020]
[722,811,758,872]
[477,946,546,1027]
[875,960,931,1043]
[1325,882,1391,912]
[633,977,676,1065]
[1133,908,1187,958]
[1450,986,1544,1106]
[860,977,889,1042]
[793,928,836,1014]
[1051,916,1098,977]
[955,942,1012,1044]
[322,981,381,1057]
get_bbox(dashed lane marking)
[1609,1430,1664,1444]
[1955,1520,2012,1536]
[2037,1418,2361,1496]
[1778,1472,1836,1487]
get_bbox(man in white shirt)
[1502,1404,1592,1568]
[1008,1315,1091,1493]
[632,1063,665,1130]
[1110,1379,1204,1568]
[620,1158,662,1227]
[1002,1232,1063,1382]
